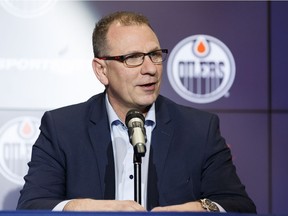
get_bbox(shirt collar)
[105,93,156,127]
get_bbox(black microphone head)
[125,109,145,127]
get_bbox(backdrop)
[0,1,287,214]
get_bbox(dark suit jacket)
[17,93,256,213]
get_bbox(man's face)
[96,22,163,116]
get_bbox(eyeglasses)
[97,49,168,68]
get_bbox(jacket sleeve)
[201,114,256,213]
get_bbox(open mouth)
[140,82,156,90]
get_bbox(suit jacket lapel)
[147,96,174,209]
[88,93,115,199]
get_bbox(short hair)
[92,11,153,57]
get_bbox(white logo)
[0,117,40,185]
[167,35,236,104]
[0,0,57,19]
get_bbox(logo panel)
[0,117,40,185]
[167,35,236,104]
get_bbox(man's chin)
[136,96,157,109]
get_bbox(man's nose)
[140,56,157,74]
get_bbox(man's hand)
[63,199,146,211]
[151,201,206,212]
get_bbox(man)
[17,11,256,213]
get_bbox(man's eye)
[151,51,162,57]
[127,53,143,59]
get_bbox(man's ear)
[92,58,109,85]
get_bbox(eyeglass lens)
[125,50,167,66]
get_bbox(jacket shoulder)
[157,95,216,120]
[47,93,104,118]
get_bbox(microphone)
[125,109,147,157]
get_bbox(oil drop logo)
[167,35,236,104]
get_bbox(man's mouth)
[139,82,156,90]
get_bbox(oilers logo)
[0,117,40,185]
[167,35,236,104]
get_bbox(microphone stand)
[134,153,142,204]
[133,144,146,205]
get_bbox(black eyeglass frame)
[97,49,168,67]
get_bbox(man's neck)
[107,94,152,122]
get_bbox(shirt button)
[129,175,133,179]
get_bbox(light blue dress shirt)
[105,94,156,209]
